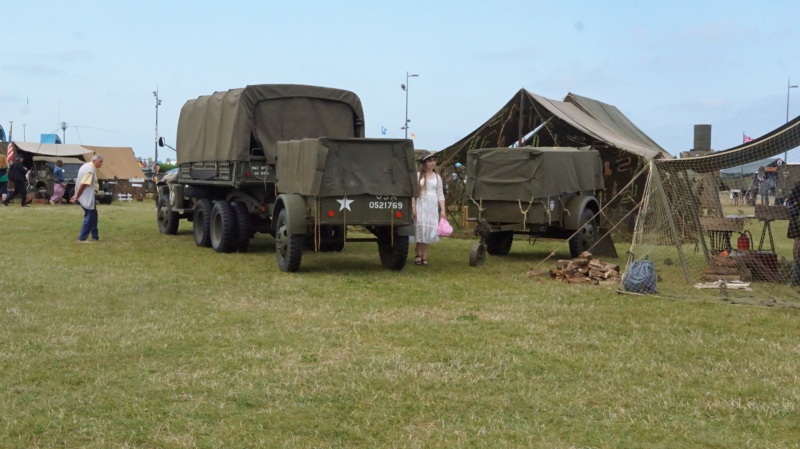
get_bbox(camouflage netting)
[620,116,800,306]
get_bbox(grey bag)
[623,260,658,294]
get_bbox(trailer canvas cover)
[276,138,418,197]
[177,84,365,163]
[465,147,604,201]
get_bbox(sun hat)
[419,151,437,163]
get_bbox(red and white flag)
[743,134,753,143]
[6,142,14,163]
[5,122,13,163]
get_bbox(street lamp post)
[786,79,798,163]
[153,89,162,167]
[401,72,419,139]
[60,122,68,143]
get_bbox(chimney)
[680,124,714,158]
[693,124,712,152]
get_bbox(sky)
[3,0,800,162]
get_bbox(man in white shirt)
[70,155,104,243]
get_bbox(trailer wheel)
[193,198,213,248]
[157,193,179,235]
[485,231,513,256]
[275,208,303,272]
[210,200,237,253]
[469,242,486,267]
[568,208,597,257]
[231,201,251,252]
[377,233,409,270]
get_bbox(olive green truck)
[157,84,417,272]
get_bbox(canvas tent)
[82,145,147,198]
[9,141,93,158]
[438,89,672,227]
[3,141,146,200]
[719,157,779,191]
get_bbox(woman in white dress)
[412,152,446,265]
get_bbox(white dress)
[415,172,445,244]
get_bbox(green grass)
[1,201,799,448]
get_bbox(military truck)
[464,146,604,266]
[156,84,416,272]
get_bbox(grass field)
[1,201,799,448]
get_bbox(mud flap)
[588,227,618,258]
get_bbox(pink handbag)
[438,218,453,237]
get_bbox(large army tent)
[438,89,672,226]
[439,89,671,166]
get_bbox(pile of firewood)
[528,251,621,285]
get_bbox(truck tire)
[319,225,345,252]
[193,198,213,248]
[210,200,237,253]
[485,231,513,256]
[569,208,597,257]
[275,208,303,272]
[378,233,409,270]
[157,193,180,235]
[231,201,251,252]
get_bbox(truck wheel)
[275,208,303,272]
[232,201,251,252]
[319,225,345,252]
[569,208,597,257]
[157,193,180,235]
[378,233,409,270]
[485,231,513,256]
[193,198,213,248]
[210,200,237,253]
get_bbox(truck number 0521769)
[369,200,403,209]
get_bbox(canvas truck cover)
[276,138,418,198]
[177,84,365,163]
[465,147,604,201]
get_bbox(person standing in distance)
[70,155,104,242]
[3,156,29,207]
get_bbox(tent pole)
[517,89,524,146]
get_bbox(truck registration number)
[369,196,403,210]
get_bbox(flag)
[743,134,753,143]
[381,126,387,135]
[6,123,13,163]
[6,142,14,163]
[411,133,416,139]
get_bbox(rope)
[468,196,485,220]
[543,196,552,225]
[390,194,395,247]
[341,193,347,250]
[517,196,535,231]
[315,195,321,252]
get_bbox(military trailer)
[465,147,604,266]
[156,84,416,272]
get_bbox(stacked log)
[528,251,621,285]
